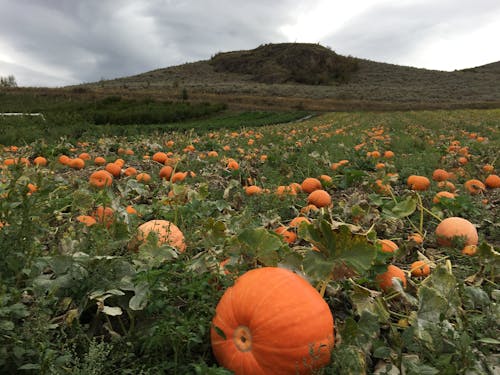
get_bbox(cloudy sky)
[1,0,499,87]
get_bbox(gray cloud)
[325,0,500,69]
[0,0,499,86]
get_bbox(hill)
[71,43,500,111]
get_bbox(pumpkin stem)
[233,325,252,352]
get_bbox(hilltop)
[63,43,500,110]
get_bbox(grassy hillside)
[74,43,500,111]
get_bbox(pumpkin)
[432,169,449,181]
[105,162,121,177]
[93,206,114,227]
[407,175,430,191]
[124,167,138,177]
[171,171,188,183]
[410,260,430,277]
[301,177,322,193]
[33,156,47,166]
[211,267,334,374]
[435,217,478,247]
[376,264,407,291]
[244,185,262,196]
[485,174,500,189]
[136,219,186,252]
[69,158,85,170]
[136,172,152,183]
[89,170,113,189]
[464,179,485,194]
[289,216,311,228]
[152,152,168,164]
[433,191,456,204]
[94,156,106,166]
[159,165,174,180]
[378,239,398,253]
[76,215,97,227]
[307,189,332,208]
[274,226,297,244]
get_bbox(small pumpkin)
[211,267,334,374]
[307,189,332,208]
[301,177,322,193]
[407,175,430,191]
[89,170,113,189]
[376,264,407,291]
[410,260,430,277]
[485,174,500,189]
[464,179,485,194]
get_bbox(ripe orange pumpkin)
[136,172,152,183]
[105,162,121,177]
[485,174,500,188]
[410,260,430,277]
[464,179,485,194]
[244,185,262,196]
[274,226,297,244]
[376,264,407,291]
[33,156,47,166]
[136,219,186,252]
[433,191,456,204]
[407,175,430,191]
[94,156,106,166]
[152,152,168,164]
[211,267,334,374]
[435,217,478,247]
[77,215,97,227]
[378,239,398,253]
[89,170,113,188]
[307,189,332,208]
[69,158,85,170]
[432,169,449,182]
[301,177,322,193]
[171,171,188,183]
[159,165,174,180]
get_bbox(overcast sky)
[1,0,499,87]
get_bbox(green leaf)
[350,283,390,323]
[129,281,150,311]
[237,228,282,266]
[300,221,377,280]
[383,195,417,219]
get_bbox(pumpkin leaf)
[300,221,377,281]
[383,195,417,219]
[213,325,226,340]
[236,228,282,266]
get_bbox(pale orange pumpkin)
[435,217,478,247]
[136,219,186,252]
[211,267,334,374]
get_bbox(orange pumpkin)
[105,162,121,177]
[89,170,113,188]
[69,158,85,170]
[432,169,449,181]
[301,177,322,193]
[136,219,186,252]
[464,179,485,194]
[407,175,430,191]
[307,189,332,208]
[435,217,478,247]
[33,156,47,166]
[211,267,334,374]
[244,185,262,196]
[376,264,407,291]
[136,173,152,183]
[485,174,500,189]
[378,239,398,253]
[274,226,297,244]
[433,191,456,204]
[410,260,430,277]
[152,152,168,164]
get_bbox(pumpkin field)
[0,108,499,374]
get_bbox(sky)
[1,0,499,87]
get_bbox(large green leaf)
[236,228,282,266]
[299,220,377,281]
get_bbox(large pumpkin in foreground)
[210,267,334,375]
